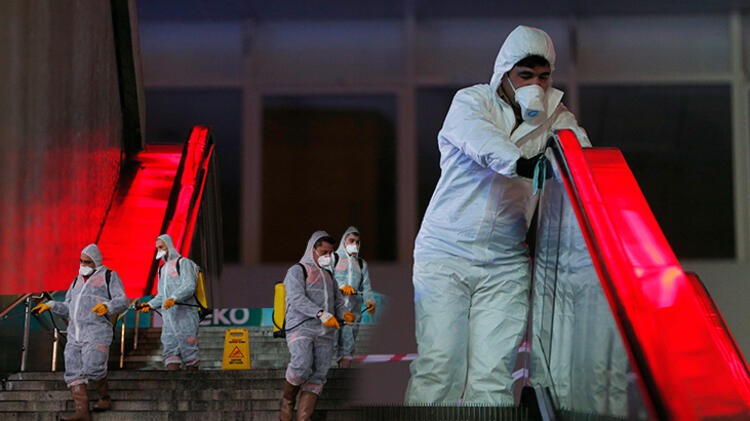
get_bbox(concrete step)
[0,386,353,401]
[4,378,298,391]
[0,396,353,412]
[6,368,355,382]
[110,324,373,371]
[0,369,360,419]
[0,409,361,421]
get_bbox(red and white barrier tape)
[349,339,529,365]
[351,353,418,363]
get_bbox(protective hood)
[489,25,556,93]
[300,230,332,266]
[337,226,360,255]
[81,243,103,269]
[157,233,181,261]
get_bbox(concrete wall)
[0,1,123,293]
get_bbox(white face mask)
[509,79,547,125]
[155,249,166,260]
[79,265,94,277]
[317,254,332,267]
[345,244,359,255]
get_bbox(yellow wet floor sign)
[222,328,251,369]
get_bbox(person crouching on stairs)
[280,231,356,421]
[32,244,129,420]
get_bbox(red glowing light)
[96,145,183,298]
[556,129,750,420]
[146,126,213,295]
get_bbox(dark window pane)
[579,85,734,259]
[262,95,396,262]
[145,88,242,262]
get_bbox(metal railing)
[0,293,145,373]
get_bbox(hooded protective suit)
[284,231,347,395]
[49,244,128,386]
[147,234,200,368]
[332,226,374,363]
[405,25,591,405]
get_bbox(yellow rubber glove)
[366,301,376,315]
[319,311,340,329]
[91,303,108,316]
[32,303,51,315]
[163,298,176,309]
[340,285,356,296]
[136,304,152,313]
[343,311,356,325]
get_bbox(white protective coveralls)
[284,231,347,395]
[147,234,200,368]
[332,226,374,364]
[49,244,128,386]
[405,25,591,405]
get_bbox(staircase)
[115,326,294,370]
[0,369,359,420]
[0,325,374,420]
[114,325,374,370]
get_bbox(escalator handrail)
[549,129,750,420]
[143,126,214,296]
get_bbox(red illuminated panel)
[165,126,212,256]
[96,145,182,298]
[556,129,750,420]
[144,126,213,295]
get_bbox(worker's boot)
[91,377,111,412]
[296,391,318,421]
[279,380,300,421]
[60,383,90,421]
[166,362,181,371]
[338,358,352,368]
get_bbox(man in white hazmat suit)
[332,226,376,368]
[405,25,591,405]
[137,233,200,370]
[279,231,355,421]
[33,244,128,420]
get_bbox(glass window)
[262,95,397,262]
[579,85,734,259]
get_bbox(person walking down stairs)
[32,244,129,420]
[137,234,201,370]
[280,231,355,421]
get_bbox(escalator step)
[357,405,530,421]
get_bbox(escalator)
[526,130,750,420]
[0,125,222,376]
[362,130,750,420]
[98,125,222,300]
